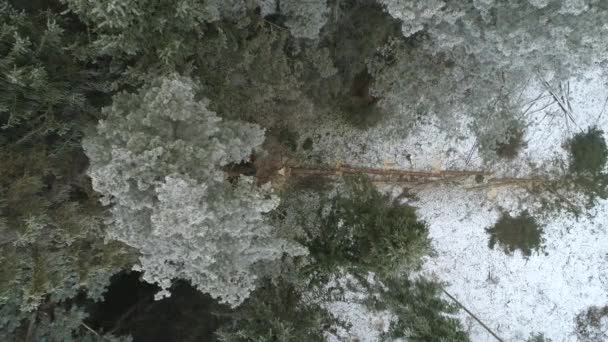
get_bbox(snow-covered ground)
[417,185,608,341]
[316,68,608,341]
[414,70,608,341]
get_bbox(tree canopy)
[2,0,608,340]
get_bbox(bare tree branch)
[25,311,37,342]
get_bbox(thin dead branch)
[441,288,505,342]
[595,94,608,124]
[540,78,581,131]
[80,322,102,341]
[464,141,479,168]
[522,93,554,116]
[524,99,558,117]
[542,184,580,213]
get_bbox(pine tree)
[0,2,133,339]
[60,0,264,85]
[0,146,134,340]
[84,74,306,306]
[303,175,432,280]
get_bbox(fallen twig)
[441,288,505,342]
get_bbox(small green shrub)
[568,127,608,175]
[302,137,314,150]
[474,108,526,161]
[494,125,526,159]
[562,127,608,207]
[486,211,544,257]
[277,126,299,152]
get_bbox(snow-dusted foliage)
[62,0,221,55]
[84,74,306,306]
[377,0,455,38]
[380,0,608,75]
[281,0,330,39]
[372,0,608,139]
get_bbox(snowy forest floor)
[287,68,608,341]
